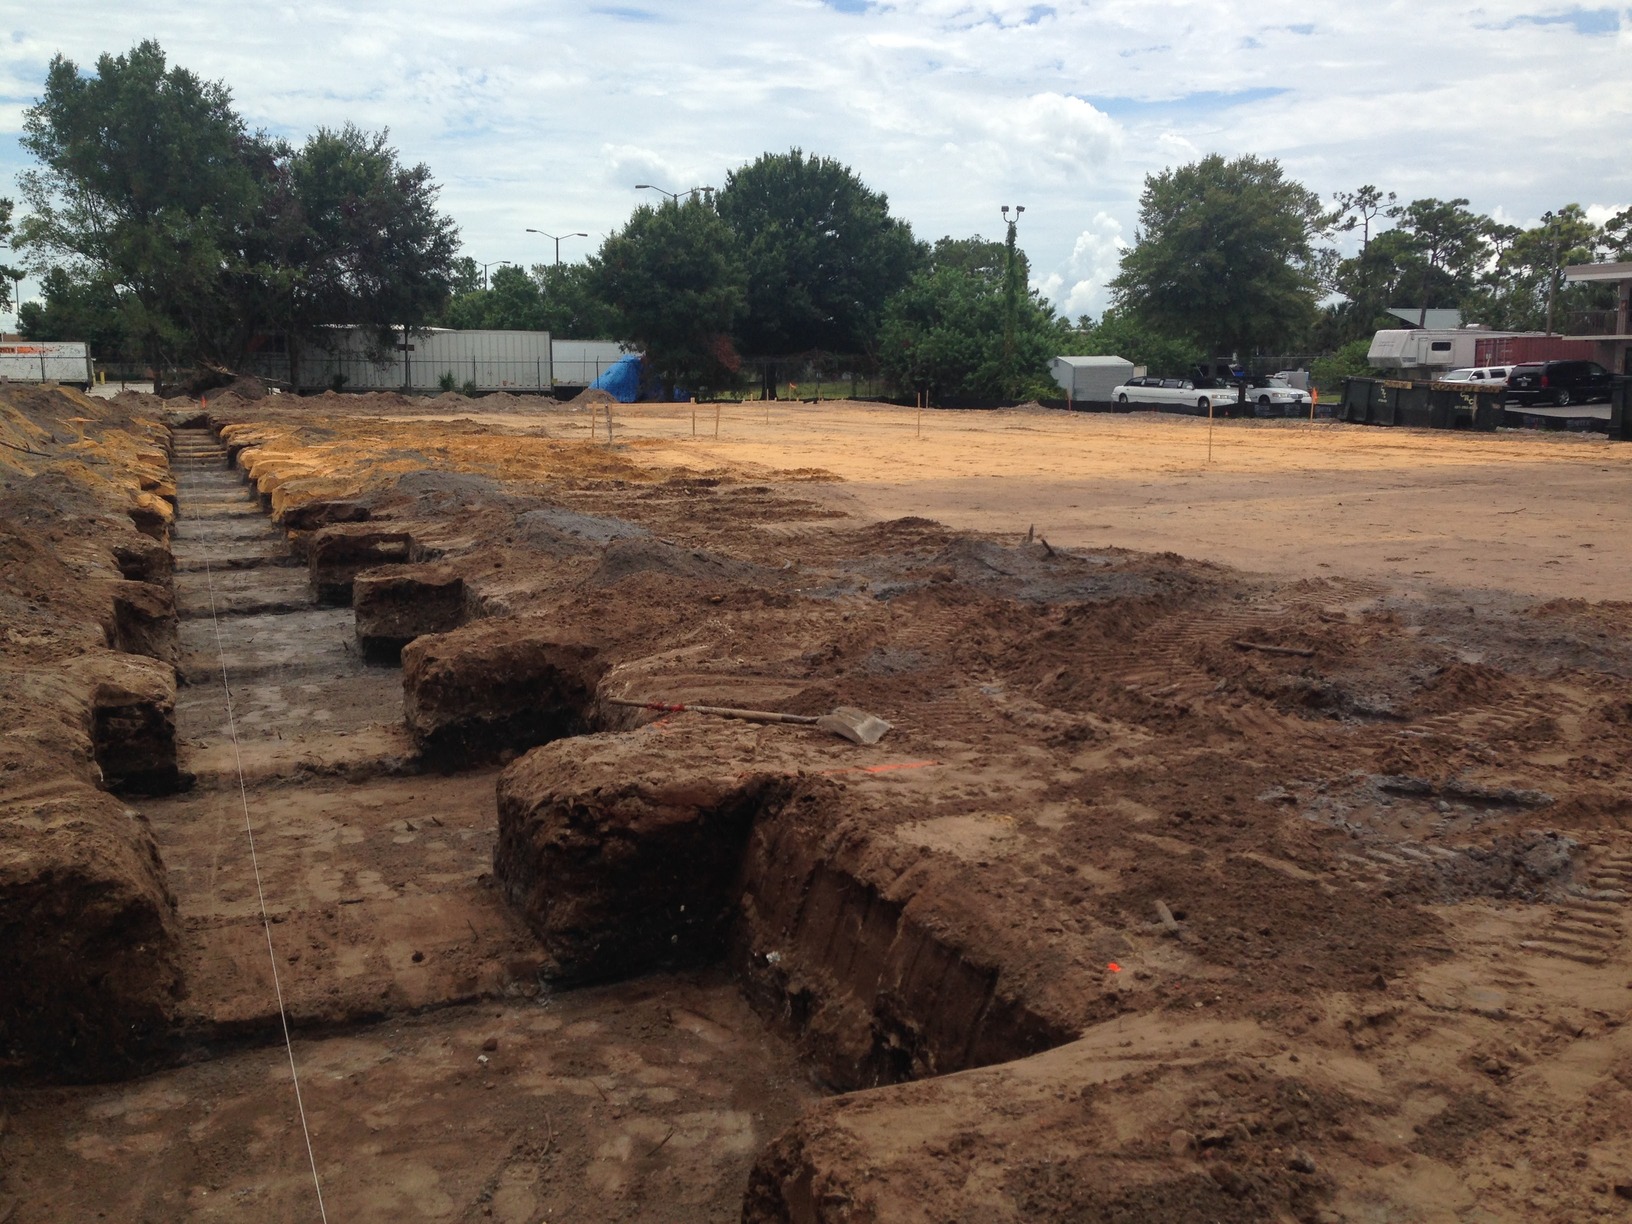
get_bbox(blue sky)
[3,1,1630,328]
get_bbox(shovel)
[606,696,892,745]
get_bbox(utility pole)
[1543,210,1560,336]
[526,229,589,266]
[1000,204,1024,401]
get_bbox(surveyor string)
[203,555,330,1222]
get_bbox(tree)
[878,237,1065,400]
[715,149,923,358]
[16,267,135,356]
[1109,154,1328,359]
[17,41,279,369]
[1066,307,1203,376]
[1332,185,1396,253]
[1386,197,1488,326]
[16,43,461,375]
[0,198,17,313]
[277,124,460,344]
[1465,205,1605,333]
[535,262,623,339]
[592,198,744,398]
[438,263,546,330]
[1607,207,1632,260]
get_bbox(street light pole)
[525,229,589,266]
[1000,204,1024,401]
[478,259,512,290]
[636,183,714,206]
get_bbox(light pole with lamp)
[478,259,512,289]
[525,229,589,266]
[635,183,714,206]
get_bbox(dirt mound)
[566,387,617,406]
[590,537,766,587]
[517,506,648,553]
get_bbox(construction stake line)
[203,548,330,1222]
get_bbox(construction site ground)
[5,388,1632,1223]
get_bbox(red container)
[1475,335,1602,365]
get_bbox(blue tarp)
[590,353,642,403]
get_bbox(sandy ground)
[11,392,1632,1222]
[417,400,1632,601]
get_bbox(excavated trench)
[192,422,1074,1092]
[1,424,1082,1219]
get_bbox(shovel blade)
[817,707,892,746]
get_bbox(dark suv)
[1505,360,1613,407]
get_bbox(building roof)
[1563,261,1632,284]
[1385,308,1465,329]
[1052,355,1132,367]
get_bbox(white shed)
[1050,355,1134,404]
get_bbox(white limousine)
[1110,376,1313,412]
[1110,376,1237,411]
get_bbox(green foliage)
[716,149,923,356]
[1111,154,1327,358]
[16,267,136,356]
[1384,197,1488,324]
[535,262,623,339]
[1608,207,1632,260]
[277,123,460,339]
[1309,337,1373,395]
[16,42,459,372]
[592,198,744,396]
[437,369,459,392]
[927,235,1025,283]
[0,198,17,312]
[1464,204,1604,331]
[18,41,275,368]
[879,240,1065,399]
[436,262,623,340]
[1066,307,1202,376]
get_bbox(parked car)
[1112,376,1231,411]
[1438,366,1511,386]
[1504,360,1613,406]
[1244,379,1312,408]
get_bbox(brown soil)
[4,392,1632,1221]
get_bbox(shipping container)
[1473,335,1604,366]
[0,341,94,388]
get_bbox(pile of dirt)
[566,387,617,407]
[0,384,184,1077]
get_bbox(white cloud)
[3,0,1630,327]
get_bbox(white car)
[1111,376,1232,411]
[1245,381,1313,408]
[1437,366,1510,386]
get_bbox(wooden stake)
[606,403,613,445]
[692,406,696,437]
[917,392,923,439]
[1207,397,1214,463]
[714,404,720,439]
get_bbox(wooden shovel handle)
[605,696,818,725]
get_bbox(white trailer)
[551,340,629,388]
[247,328,631,394]
[1366,328,1532,374]
[0,341,95,389]
[1050,355,1135,404]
